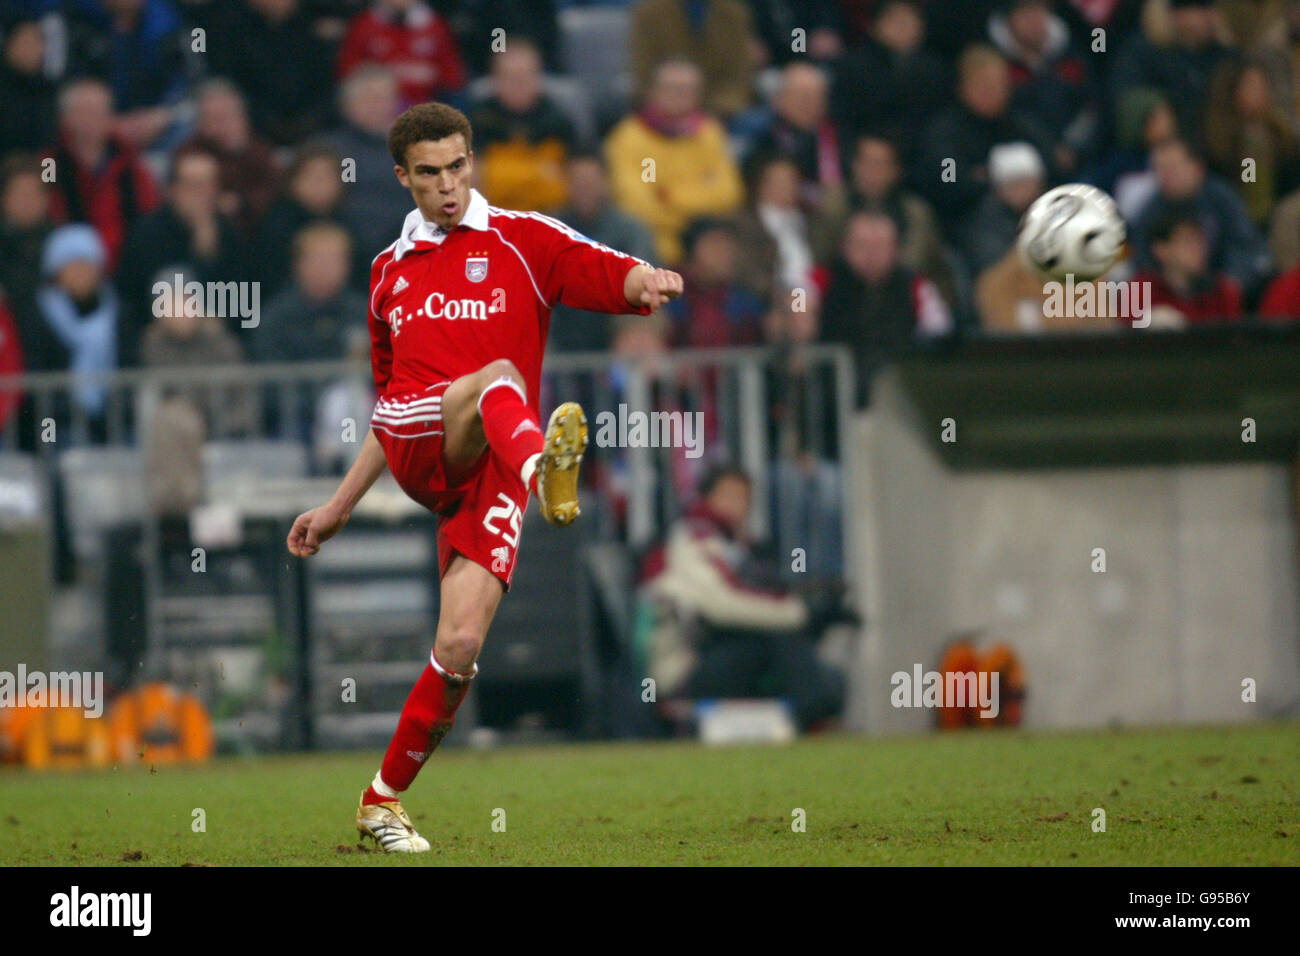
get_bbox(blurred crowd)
[3,0,1300,520]
[6,1,1300,404]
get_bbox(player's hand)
[287,502,348,558]
[637,267,684,310]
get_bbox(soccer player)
[286,103,683,852]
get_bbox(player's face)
[396,135,475,232]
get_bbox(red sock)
[478,376,543,489]
[363,652,475,804]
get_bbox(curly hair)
[387,102,473,168]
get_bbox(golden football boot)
[355,795,430,853]
[535,401,588,527]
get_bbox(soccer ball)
[1016,183,1125,281]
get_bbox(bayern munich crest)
[465,256,489,282]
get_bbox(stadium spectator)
[917,0,1003,59]
[915,44,1055,225]
[115,147,245,365]
[1131,206,1244,326]
[588,312,690,533]
[252,142,358,300]
[143,391,205,522]
[975,246,1122,332]
[1110,0,1230,144]
[449,0,561,76]
[0,15,57,155]
[821,210,953,407]
[0,157,55,371]
[1217,0,1292,62]
[1204,57,1300,227]
[748,0,843,66]
[665,217,766,348]
[62,0,193,154]
[320,65,410,262]
[43,77,160,274]
[988,0,1098,174]
[0,295,22,432]
[744,62,842,207]
[548,151,657,353]
[629,0,759,119]
[762,290,843,580]
[1257,255,1300,320]
[468,38,576,213]
[253,221,366,363]
[140,267,257,437]
[1262,1,1300,118]
[313,325,376,474]
[638,464,848,731]
[1083,87,1178,218]
[1267,181,1300,270]
[962,141,1046,276]
[1130,138,1273,301]
[178,78,280,238]
[815,134,959,318]
[336,0,465,109]
[195,0,335,147]
[734,154,815,298]
[605,58,744,265]
[830,0,949,169]
[36,224,119,436]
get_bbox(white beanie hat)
[988,142,1045,187]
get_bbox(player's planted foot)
[355,795,430,853]
[535,401,588,526]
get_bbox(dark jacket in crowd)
[820,259,952,407]
[915,103,1055,224]
[1131,179,1274,299]
[831,35,950,165]
[252,197,365,300]
[319,122,412,262]
[0,219,54,369]
[252,284,367,364]
[0,58,57,154]
[190,0,336,146]
[115,205,247,365]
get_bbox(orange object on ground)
[108,683,214,765]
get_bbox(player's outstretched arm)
[623,264,684,311]
[287,427,388,558]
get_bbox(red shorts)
[372,382,528,589]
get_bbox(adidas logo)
[392,275,409,294]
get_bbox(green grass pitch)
[2,723,1296,865]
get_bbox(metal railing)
[0,345,857,546]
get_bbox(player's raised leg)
[440,358,589,526]
[356,553,503,852]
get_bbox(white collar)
[392,188,490,261]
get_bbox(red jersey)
[1132,270,1242,324]
[337,4,465,106]
[367,188,650,418]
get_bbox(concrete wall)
[845,369,1300,733]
